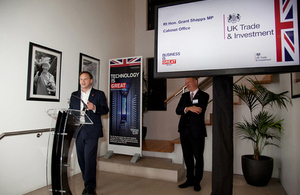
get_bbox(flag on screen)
[274,0,296,62]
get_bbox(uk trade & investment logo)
[255,53,271,62]
[227,13,241,23]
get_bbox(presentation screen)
[154,0,300,78]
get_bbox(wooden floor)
[25,170,287,195]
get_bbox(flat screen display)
[154,0,300,78]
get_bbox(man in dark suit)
[69,71,109,195]
[176,77,209,192]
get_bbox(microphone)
[71,94,88,111]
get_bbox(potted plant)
[233,77,292,186]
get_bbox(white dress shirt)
[184,88,199,113]
[81,88,91,111]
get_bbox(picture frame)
[79,53,100,89]
[27,42,62,101]
[291,72,300,99]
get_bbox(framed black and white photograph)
[291,72,300,99]
[79,53,100,89]
[27,42,62,101]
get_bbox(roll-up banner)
[107,56,143,158]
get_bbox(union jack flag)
[274,0,296,62]
[110,57,141,68]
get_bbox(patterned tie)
[190,92,193,101]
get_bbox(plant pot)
[241,155,273,186]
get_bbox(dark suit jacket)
[69,88,109,139]
[176,89,209,138]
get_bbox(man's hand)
[87,100,95,111]
[186,105,202,114]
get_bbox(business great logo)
[162,52,180,66]
[162,59,176,65]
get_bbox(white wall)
[279,73,300,195]
[0,0,135,194]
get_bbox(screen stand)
[103,150,114,159]
[130,153,140,163]
[212,76,233,195]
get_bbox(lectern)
[46,109,93,195]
